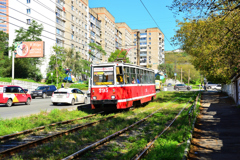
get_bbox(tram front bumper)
[91,100,118,105]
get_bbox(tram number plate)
[99,88,108,93]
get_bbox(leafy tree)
[5,20,44,80]
[46,45,66,84]
[108,49,131,63]
[169,1,240,84]
[88,42,106,62]
[158,63,174,79]
[0,31,9,77]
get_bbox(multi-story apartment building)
[115,22,133,63]
[132,28,165,71]
[91,7,115,62]
[64,0,89,61]
[89,8,102,63]
[0,0,9,33]
[8,0,56,78]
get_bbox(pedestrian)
[61,83,64,88]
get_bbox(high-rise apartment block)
[132,28,165,70]
[2,0,165,78]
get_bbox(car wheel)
[6,99,12,107]
[71,98,75,105]
[53,103,58,105]
[187,87,191,91]
[208,86,211,89]
[42,93,46,99]
[84,97,88,104]
[32,96,35,99]
[25,98,31,105]
[176,88,179,91]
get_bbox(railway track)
[61,93,194,160]
[0,111,106,158]
[1,92,192,159]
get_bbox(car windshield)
[93,66,114,85]
[36,86,47,90]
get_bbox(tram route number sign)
[94,67,113,72]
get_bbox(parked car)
[205,82,219,89]
[174,84,192,91]
[213,84,222,90]
[0,85,31,107]
[167,83,172,87]
[31,85,57,99]
[51,88,88,105]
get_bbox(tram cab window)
[130,68,136,84]
[124,67,131,84]
[116,66,124,84]
[93,66,114,85]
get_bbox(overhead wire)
[139,0,175,50]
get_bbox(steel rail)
[132,93,198,160]
[0,111,103,142]
[0,113,113,158]
[62,94,187,160]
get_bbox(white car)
[51,88,87,105]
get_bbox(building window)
[149,42,151,45]
[71,44,74,49]
[71,34,74,40]
[149,61,151,63]
[149,33,151,35]
[149,51,151,54]
[71,15,74,21]
[26,19,31,24]
[149,47,151,49]
[27,9,31,14]
[71,5,74,11]
[149,38,151,40]
[27,0,31,3]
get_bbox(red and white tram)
[90,62,156,110]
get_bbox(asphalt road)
[0,97,89,120]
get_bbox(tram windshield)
[93,66,114,85]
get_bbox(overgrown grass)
[69,83,88,90]
[7,91,198,159]
[0,77,12,83]
[0,109,94,136]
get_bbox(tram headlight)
[111,95,115,99]
[93,96,97,100]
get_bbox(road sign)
[174,73,177,76]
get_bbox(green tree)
[0,31,9,77]
[5,20,44,80]
[46,45,66,84]
[169,1,240,84]
[88,42,106,62]
[158,63,174,79]
[108,49,131,63]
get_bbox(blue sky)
[89,0,183,51]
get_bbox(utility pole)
[137,31,140,66]
[174,60,176,83]
[188,69,190,86]
[181,67,182,83]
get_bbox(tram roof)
[91,62,155,72]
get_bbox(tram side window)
[136,69,141,84]
[130,67,136,84]
[124,67,131,84]
[116,66,124,84]
[140,69,144,84]
[152,72,155,83]
[146,71,149,84]
[143,70,147,84]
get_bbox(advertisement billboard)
[14,41,45,58]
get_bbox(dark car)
[31,85,57,99]
[167,83,172,87]
[174,84,192,91]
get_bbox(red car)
[0,85,32,107]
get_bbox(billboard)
[14,41,45,58]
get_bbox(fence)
[0,80,46,93]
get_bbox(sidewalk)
[188,91,240,160]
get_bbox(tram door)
[116,67,124,85]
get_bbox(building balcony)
[56,2,63,10]
[140,63,147,66]
[140,48,147,52]
[56,34,64,40]
[140,53,147,57]
[56,23,64,31]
